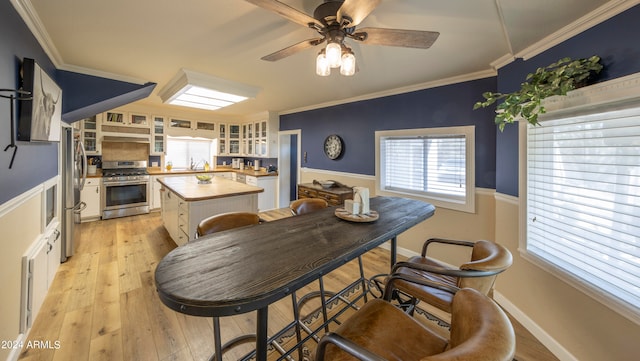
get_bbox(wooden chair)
[195,211,260,238]
[289,197,328,215]
[316,280,516,361]
[389,238,513,314]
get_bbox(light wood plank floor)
[18,212,558,361]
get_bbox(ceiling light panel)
[158,69,260,111]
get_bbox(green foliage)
[474,56,603,131]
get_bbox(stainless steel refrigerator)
[61,126,86,262]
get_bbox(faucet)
[190,158,204,170]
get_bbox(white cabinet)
[80,178,101,221]
[161,186,182,245]
[152,116,166,155]
[168,118,216,139]
[80,115,100,154]
[229,124,241,155]
[218,124,227,154]
[216,172,235,180]
[246,175,277,211]
[217,123,241,155]
[241,111,278,157]
[103,110,149,127]
[151,176,162,210]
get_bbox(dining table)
[154,196,436,361]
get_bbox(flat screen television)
[17,57,62,142]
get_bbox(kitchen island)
[157,175,263,246]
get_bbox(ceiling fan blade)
[355,28,440,49]
[337,0,381,27]
[245,0,323,28]
[261,38,324,61]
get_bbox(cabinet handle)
[95,187,99,194]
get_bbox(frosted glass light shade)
[326,42,342,68]
[316,51,330,76]
[340,52,356,76]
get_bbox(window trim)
[375,126,475,213]
[518,71,640,325]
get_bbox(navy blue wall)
[281,77,498,189]
[0,0,58,204]
[1,3,157,205]
[496,4,640,196]
[282,5,640,197]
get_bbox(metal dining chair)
[388,238,513,315]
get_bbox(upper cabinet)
[167,118,216,139]
[151,116,166,155]
[80,115,100,155]
[103,111,149,128]
[228,124,241,155]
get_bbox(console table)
[297,182,353,206]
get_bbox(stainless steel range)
[101,160,150,219]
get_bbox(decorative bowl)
[319,180,335,189]
[195,174,213,183]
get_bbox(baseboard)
[6,333,25,361]
[493,291,578,361]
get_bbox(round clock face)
[324,134,343,160]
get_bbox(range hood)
[102,134,150,143]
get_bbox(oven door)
[102,180,150,219]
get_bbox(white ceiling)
[19,0,621,118]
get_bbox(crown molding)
[11,0,149,85]
[58,63,149,85]
[280,68,497,115]
[516,0,640,61]
[10,0,63,67]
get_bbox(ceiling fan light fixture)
[326,41,342,68]
[316,49,331,76]
[340,48,356,76]
[158,69,260,111]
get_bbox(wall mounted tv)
[17,57,62,142]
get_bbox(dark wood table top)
[154,196,436,317]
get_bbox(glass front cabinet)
[81,115,100,154]
[152,116,166,155]
[228,124,241,155]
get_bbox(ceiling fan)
[245,0,440,76]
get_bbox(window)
[376,126,475,212]
[166,136,214,169]
[525,106,640,322]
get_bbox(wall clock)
[323,134,343,160]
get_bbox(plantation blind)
[381,134,466,199]
[526,107,640,313]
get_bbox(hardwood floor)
[18,212,558,361]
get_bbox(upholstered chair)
[316,280,516,361]
[390,238,513,313]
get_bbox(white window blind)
[376,126,474,212]
[166,136,213,169]
[526,107,640,314]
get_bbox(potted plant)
[474,56,603,131]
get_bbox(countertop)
[157,175,264,202]
[147,166,277,177]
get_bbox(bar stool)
[195,211,260,361]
